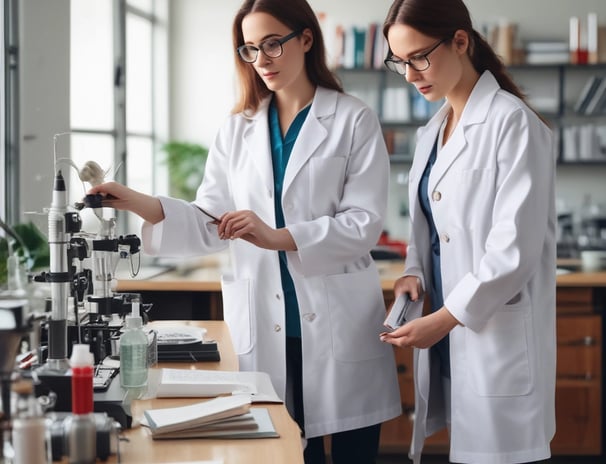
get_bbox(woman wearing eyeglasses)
[378,0,556,463]
[88,0,401,462]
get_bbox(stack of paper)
[143,395,279,439]
[152,368,283,404]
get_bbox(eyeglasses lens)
[238,39,283,63]
[262,40,282,58]
[239,46,257,63]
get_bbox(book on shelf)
[584,79,606,116]
[373,25,388,70]
[334,22,386,70]
[574,76,603,114]
[353,27,366,68]
[364,23,377,69]
[150,368,283,404]
[524,41,568,54]
[142,395,280,440]
[524,52,569,65]
[381,86,410,122]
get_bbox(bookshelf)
[336,63,606,165]
[510,62,606,164]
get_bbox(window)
[70,0,168,234]
[2,0,18,225]
[1,0,5,223]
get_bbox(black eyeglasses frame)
[384,38,447,76]
[237,30,302,63]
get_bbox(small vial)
[11,379,51,464]
[68,344,96,464]
[120,303,148,389]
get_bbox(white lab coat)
[142,86,402,438]
[404,72,557,464]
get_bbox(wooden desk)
[117,268,224,320]
[87,321,304,464]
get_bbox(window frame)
[70,0,168,233]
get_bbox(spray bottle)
[119,298,148,390]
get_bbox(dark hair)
[232,0,343,114]
[383,0,527,102]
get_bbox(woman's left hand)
[218,210,296,251]
[380,307,460,349]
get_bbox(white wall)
[170,0,606,240]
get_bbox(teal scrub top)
[419,137,450,378]
[268,99,311,338]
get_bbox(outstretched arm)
[87,181,165,225]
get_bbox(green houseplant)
[0,221,49,289]
[161,141,209,201]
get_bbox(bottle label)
[120,344,149,388]
[71,365,94,414]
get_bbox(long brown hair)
[383,0,526,102]
[232,0,343,114]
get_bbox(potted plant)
[161,141,209,201]
[0,220,49,290]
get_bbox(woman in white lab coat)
[89,0,401,462]
[379,1,556,463]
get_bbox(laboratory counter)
[116,260,606,456]
[116,259,606,295]
[59,320,304,464]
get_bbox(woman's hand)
[87,181,165,224]
[218,210,297,251]
[393,275,423,301]
[380,307,460,349]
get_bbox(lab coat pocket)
[465,304,531,396]
[324,266,387,362]
[221,275,253,355]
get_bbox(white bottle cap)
[131,300,140,318]
[70,344,94,367]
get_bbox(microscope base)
[34,370,133,429]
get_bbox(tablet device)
[383,293,412,331]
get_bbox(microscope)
[31,160,145,428]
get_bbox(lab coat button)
[274,324,282,332]
[302,313,316,322]
[440,233,450,243]
[275,294,281,300]
[432,191,442,201]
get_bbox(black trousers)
[286,336,382,464]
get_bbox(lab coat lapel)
[410,105,450,209]
[243,100,274,194]
[415,104,450,168]
[428,71,498,191]
[429,125,467,190]
[282,87,331,195]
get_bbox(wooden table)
[75,321,304,464]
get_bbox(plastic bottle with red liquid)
[66,344,96,464]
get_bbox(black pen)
[194,204,220,223]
